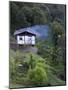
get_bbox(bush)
[9,49,65,88]
[27,66,48,86]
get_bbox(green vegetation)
[36,21,65,81]
[9,49,65,88]
[10,2,65,35]
[9,1,66,88]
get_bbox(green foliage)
[10,2,50,35]
[48,72,65,85]
[9,49,65,88]
[10,2,65,35]
[27,66,48,86]
[36,20,65,82]
[50,21,63,46]
[9,2,66,88]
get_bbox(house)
[13,25,49,52]
[14,25,50,46]
[14,27,37,46]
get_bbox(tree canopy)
[10,2,65,34]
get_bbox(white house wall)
[17,36,24,44]
[17,35,35,45]
[32,36,35,45]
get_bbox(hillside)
[9,49,65,88]
[10,2,65,35]
[9,1,66,88]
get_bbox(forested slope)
[9,2,66,88]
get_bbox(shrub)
[27,66,48,86]
[9,49,65,88]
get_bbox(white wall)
[17,36,24,44]
[17,35,35,45]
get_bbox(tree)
[10,2,49,34]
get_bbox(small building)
[13,25,49,53]
[14,28,37,46]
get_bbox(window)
[20,37,22,40]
